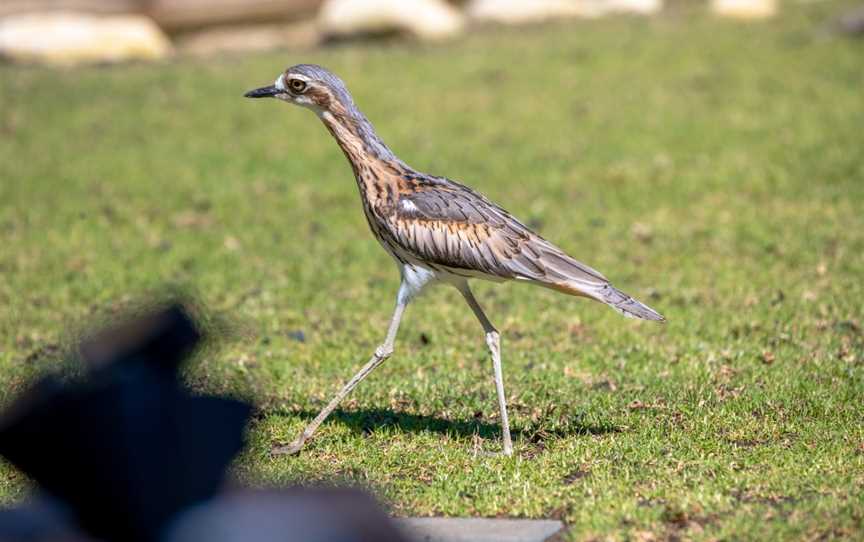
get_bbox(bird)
[245,64,664,456]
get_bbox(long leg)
[458,283,513,456]
[274,280,412,455]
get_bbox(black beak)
[244,85,280,99]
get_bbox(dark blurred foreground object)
[0,302,407,542]
[165,488,407,542]
[0,304,249,542]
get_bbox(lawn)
[1,1,863,539]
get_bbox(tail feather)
[593,283,665,322]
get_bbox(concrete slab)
[394,517,564,542]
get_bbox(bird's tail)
[590,283,665,322]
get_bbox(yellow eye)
[289,79,307,93]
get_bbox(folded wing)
[386,182,608,296]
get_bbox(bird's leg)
[458,284,513,456]
[273,285,409,455]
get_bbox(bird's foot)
[475,449,514,458]
[272,437,307,456]
[472,442,514,458]
[476,450,513,457]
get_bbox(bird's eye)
[289,79,307,93]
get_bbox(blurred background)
[1,0,844,63]
[1,0,863,540]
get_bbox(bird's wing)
[387,183,608,292]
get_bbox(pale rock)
[0,11,172,65]
[318,0,464,41]
[177,21,319,56]
[147,0,323,32]
[711,0,777,19]
[606,0,663,15]
[467,0,603,23]
[467,0,662,24]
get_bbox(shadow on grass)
[281,407,622,442]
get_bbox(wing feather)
[387,183,607,293]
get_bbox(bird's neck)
[318,106,407,200]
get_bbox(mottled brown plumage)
[245,64,664,456]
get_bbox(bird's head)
[244,64,353,117]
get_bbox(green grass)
[2,2,863,539]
